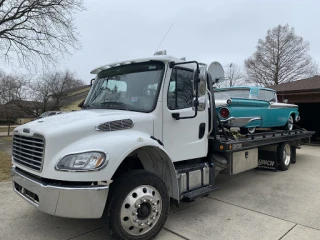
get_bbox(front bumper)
[11,167,109,219]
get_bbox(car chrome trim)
[11,167,109,219]
[268,104,298,108]
[220,116,262,128]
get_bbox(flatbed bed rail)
[210,129,315,152]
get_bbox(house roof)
[268,76,320,92]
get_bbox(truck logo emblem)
[23,128,30,133]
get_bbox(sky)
[2,0,320,84]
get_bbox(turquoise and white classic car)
[214,86,300,134]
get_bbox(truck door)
[162,66,208,162]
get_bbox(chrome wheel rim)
[248,127,256,134]
[288,116,293,130]
[283,144,291,166]
[120,185,162,236]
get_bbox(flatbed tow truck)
[10,52,314,240]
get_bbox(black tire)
[277,142,291,171]
[290,146,297,164]
[240,127,256,134]
[104,170,170,240]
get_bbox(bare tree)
[0,0,85,69]
[245,24,318,86]
[0,71,28,135]
[31,69,85,115]
[225,63,244,87]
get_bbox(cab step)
[181,185,219,201]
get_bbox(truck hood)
[14,109,154,138]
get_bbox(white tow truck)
[10,52,314,240]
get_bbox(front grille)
[12,134,45,172]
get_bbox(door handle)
[172,113,180,120]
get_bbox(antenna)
[155,23,174,52]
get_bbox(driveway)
[1,145,320,240]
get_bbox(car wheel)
[104,170,169,240]
[277,142,291,171]
[240,127,256,134]
[284,115,294,130]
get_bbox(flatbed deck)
[210,129,315,152]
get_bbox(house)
[268,76,320,141]
[0,85,91,124]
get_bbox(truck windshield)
[84,61,164,112]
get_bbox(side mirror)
[192,67,207,97]
[90,78,95,86]
[198,68,207,96]
[192,67,200,96]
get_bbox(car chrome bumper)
[220,116,262,127]
[11,167,109,219]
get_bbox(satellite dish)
[208,61,225,85]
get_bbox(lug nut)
[151,216,156,220]
[133,218,139,223]
[139,222,145,226]
[132,210,138,216]
[135,203,141,208]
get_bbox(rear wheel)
[240,127,256,134]
[104,170,169,240]
[277,142,291,171]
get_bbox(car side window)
[265,90,276,102]
[167,68,193,110]
[257,90,266,100]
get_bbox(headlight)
[55,151,108,172]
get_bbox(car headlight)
[55,151,108,172]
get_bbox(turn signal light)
[219,108,230,118]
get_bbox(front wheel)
[104,170,169,240]
[284,115,294,130]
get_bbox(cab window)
[167,68,193,110]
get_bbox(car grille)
[12,134,45,172]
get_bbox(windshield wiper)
[99,101,129,110]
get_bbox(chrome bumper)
[11,167,109,219]
[220,116,262,127]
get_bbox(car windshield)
[84,61,164,112]
[214,89,250,100]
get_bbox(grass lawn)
[1,136,13,142]
[0,151,12,181]
[0,126,15,133]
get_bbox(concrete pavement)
[1,145,320,239]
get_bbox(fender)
[41,129,179,200]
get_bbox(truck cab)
[10,53,313,240]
